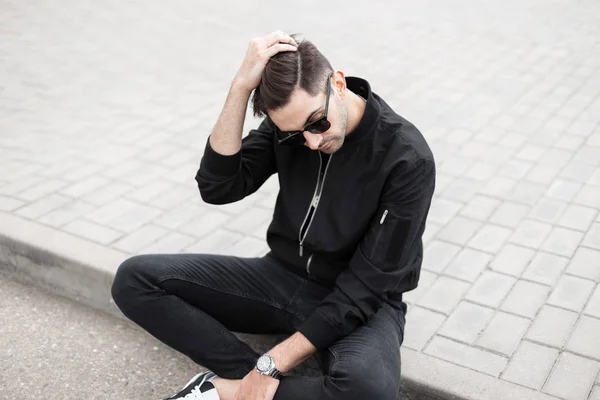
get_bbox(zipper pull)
[299,243,303,257]
[380,209,389,224]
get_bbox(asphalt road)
[0,274,425,400]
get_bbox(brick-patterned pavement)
[1,0,600,399]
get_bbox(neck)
[345,90,367,136]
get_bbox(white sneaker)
[163,371,219,400]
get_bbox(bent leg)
[111,252,306,379]
[275,302,406,400]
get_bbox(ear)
[331,70,347,99]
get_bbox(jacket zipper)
[299,152,333,261]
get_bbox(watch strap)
[269,368,284,380]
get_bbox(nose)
[303,131,324,150]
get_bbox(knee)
[330,354,400,400]
[111,255,154,308]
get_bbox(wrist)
[231,77,254,96]
[256,353,285,379]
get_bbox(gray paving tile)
[530,198,568,224]
[422,240,462,273]
[539,148,574,169]
[566,247,600,282]
[37,200,96,228]
[583,223,600,250]
[544,352,600,400]
[443,248,491,282]
[441,178,481,203]
[418,276,470,315]
[63,163,104,182]
[500,280,550,318]
[142,231,197,254]
[515,144,546,162]
[428,197,462,225]
[546,179,583,202]
[438,301,494,344]
[522,251,569,286]
[403,306,446,351]
[14,194,73,220]
[459,195,502,221]
[566,316,600,361]
[61,176,109,198]
[589,169,600,186]
[560,161,597,183]
[525,165,561,185]
[476,311,530,356]
[541,227,584,258]
[499,159,533,180]
[575,185,600,208]
[585,286,600,319]
[466,271,516,308]
[437,216,483,246]
[467,224,512,253]
[125,180,177,204]
[81,181,133,206]
[489,201,530,228]
[153,203,208,231]
[112,224,170,253]
[508,181,547,206]
[179,211,232,239]
[480,176,518,198]
[0,195,26,212]
[558,204,598,232]
[589,386,600,400]
[547,275,595,312]
[490,243,536,277]
[184,229,244,255]
[146,185,197,210]
[509,219,553,249]
[502,341,559,390]
[403,270,438,305]
[63,218,124,245]
[425,336,507,377]
[19,179,68,202]
[526,305,579,348]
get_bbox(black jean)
[111,252,406,400]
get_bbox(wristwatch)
[255,353,284,380]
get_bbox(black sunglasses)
[276,74,332,146]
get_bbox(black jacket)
[196,77,436,350]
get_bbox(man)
[111,31,435,400]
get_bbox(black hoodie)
[196,77,436,350]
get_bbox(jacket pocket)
[363,208,401,265]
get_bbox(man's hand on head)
[233,31,298,93]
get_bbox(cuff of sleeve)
[201,136,242,178]
[298,311,341,350]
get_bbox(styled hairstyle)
[251,34,334,117]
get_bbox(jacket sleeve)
[298,158,436,349]
[195,117,277,205]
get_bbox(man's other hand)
[233,31,298,93]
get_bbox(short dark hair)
[251,34,333,117]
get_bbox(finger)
[263,43,297,58]
[264,31,297,47]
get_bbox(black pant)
[111,252,406,399]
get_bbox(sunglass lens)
[306,119,331,134]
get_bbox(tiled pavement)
[1,0,600,399]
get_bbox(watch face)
[257,355,272,372]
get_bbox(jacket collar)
[344,76,381,143]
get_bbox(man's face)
[268,75,348,154]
